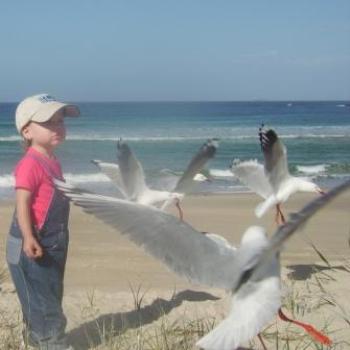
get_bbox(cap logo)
[38,95,56,103]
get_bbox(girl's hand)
[16,188,43,259]
[23,236,43,259]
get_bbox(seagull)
[53,177,349,349]
[255,125,325,224]
[92,139,218,219]
[230,158,284,225]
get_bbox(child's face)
[22,110,66,151]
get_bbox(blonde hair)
[20,122,32,152]
[21,138,32,152]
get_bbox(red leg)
[276,204,286,225]
[275,205,280,226]
[175,199,184,221]
[278,308,332,346]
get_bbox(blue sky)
[1,1,350,101]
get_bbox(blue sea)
[1,101,350,199]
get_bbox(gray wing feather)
[174,139,218,193]
[117,140,147,199]
[55,179,238,289]
[91,160,127,198]
[259,128,290,190]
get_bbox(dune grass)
[0,265,8,286]
[1,254,349,350]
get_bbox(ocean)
[1,101,350,199]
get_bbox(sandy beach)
[1,192,350,349]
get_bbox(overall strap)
[26,153,63,181]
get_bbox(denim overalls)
[6,154,70,350]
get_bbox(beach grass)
[0,265,8,285]
[2,256,350,350]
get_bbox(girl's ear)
[21,124,32,141]
[21,124,32,151]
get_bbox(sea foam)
[296,164,327,175]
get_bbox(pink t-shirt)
[14,147,63,230]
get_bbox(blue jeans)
[6,191,70,350]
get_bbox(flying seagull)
[92,139,218,219]
[256,125,325,224]
[54,178,348,349]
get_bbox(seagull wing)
[174,139,218,193]
[259,128,290,191]
[117,140,148,200]
[205,233,237,252]
[231,159,273,199]
[54,179,239,290]
[91,160,127,198]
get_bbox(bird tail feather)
[196,318,240,350]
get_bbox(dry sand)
[1,192,349,349]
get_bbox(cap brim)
[31,102,80,123]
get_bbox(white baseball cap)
[15,93,80,133]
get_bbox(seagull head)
[296,179,325,194]
[240,226,267,246]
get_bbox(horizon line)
[1,99,349,104]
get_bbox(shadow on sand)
[68,289,219,349]
[286,263,347,280]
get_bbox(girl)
[6,94,79,350]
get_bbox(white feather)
[231,159,273,199]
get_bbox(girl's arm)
[16,189,43,259]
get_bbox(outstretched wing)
[174,139,218,193]
[91,160,127,198]
[54,179,239,290]
[259,127,290,191]
[117,140,148,200]
[231,159,273,199]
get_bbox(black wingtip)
[117,138,131,155]
[203,139,219,158]
[259,127,278,151]
[200,138,219,158]
[117,138,123,149]
[230,158,240,169]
